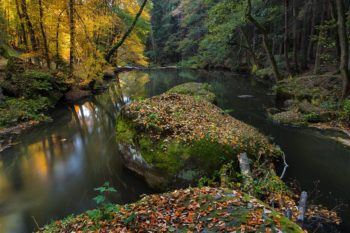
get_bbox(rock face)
[116,93,282,190]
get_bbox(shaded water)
[0,69,349,232]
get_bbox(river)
[0,69,349,232]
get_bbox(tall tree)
[69,0,75,76]
[245,0,281,82]
[20,0,38,51]
[335,0,350,98]
[38,0,50,68]
[284,0,291,74]
[292,0,299,70]
[14,0,28,50]
[106,0,148,63]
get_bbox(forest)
[0,0,350,233]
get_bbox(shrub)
[0,97,51,128]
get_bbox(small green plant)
[86,182,119,221]
[303,112,322,123]
[341,99,350,121]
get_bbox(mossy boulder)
[41,187,304,233]
[116,93,282,190]
[166,82,216,102]
[275,75,342,101]
[270,110,306,126]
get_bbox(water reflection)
[0,82,152,233]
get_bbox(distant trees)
[147,0,350,96]
[1,0,150,78]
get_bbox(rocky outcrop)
[116,93,282,190]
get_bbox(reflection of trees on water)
[119,71,149,101]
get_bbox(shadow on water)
[0,69,349,232]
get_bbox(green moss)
[0,97,52,128]
[128,131,237,182]
[139,136,186,176]
[115,117,136,144]
[270,110,306,126]
[116,116,238,181]
[166,82,216,102]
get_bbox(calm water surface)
[0,69,349,232]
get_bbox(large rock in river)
[116,93,282,190]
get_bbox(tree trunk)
[69,0,75,77]
[20,0,37,51]
[284,0,291,74]
[314,2,326,74]
[292,0,299,71]
[307,0,317,61]
[245,0,281,82]
[38,0,50,69]
[240,27,259,67]
[330,1,341,63]
[55,9,65,69]
[335,0,350,98]
[14,0,28,50]
[106,0,148,63]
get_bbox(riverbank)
[269,74,350,145]
[0,56,123,152]
[40,187,304,233]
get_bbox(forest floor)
[40,187,305,233]
[269,73,350,142]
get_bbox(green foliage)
[252,174,290,198]
[148,0,283,69]
[87,182,119,221]
[166,82,216,102]
[340,99,350,121]
[303,112,322,123]
[0,97,52,128]
[22,71,53,92]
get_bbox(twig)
[280,152,289,179]
[31,216,40,230]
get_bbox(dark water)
[0,69,349,232]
